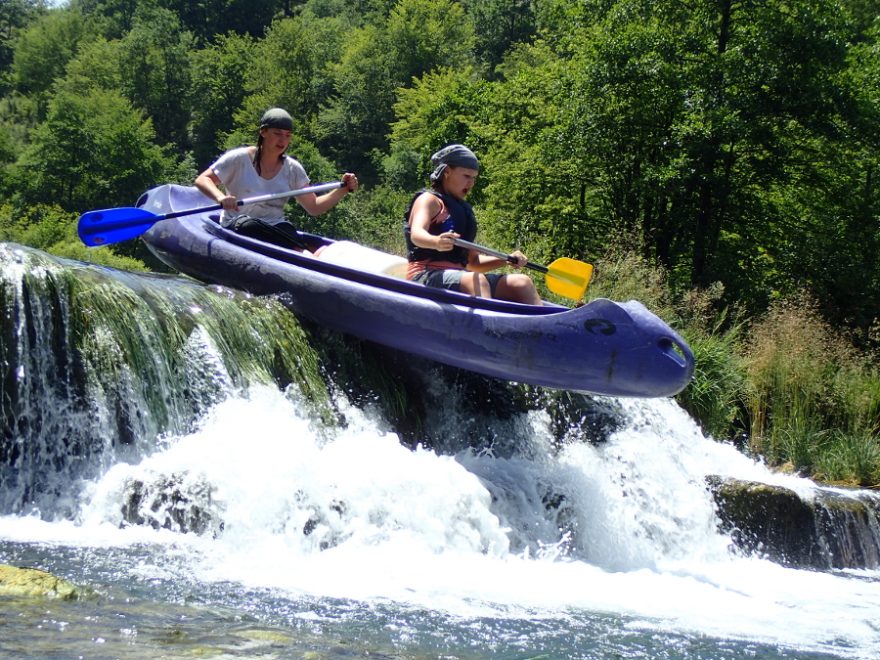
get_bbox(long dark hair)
[253,130,285,175]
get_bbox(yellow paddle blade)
[545,257,593,300]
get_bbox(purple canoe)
[138,184,694,397]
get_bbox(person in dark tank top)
[404,144,542,305]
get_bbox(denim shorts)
[412,268,502,298]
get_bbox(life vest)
[403,189,477,266]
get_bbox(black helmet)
[259,107,293,131]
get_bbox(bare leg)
[495,274,543,305]
[458,272,542,305]
[458,272,493,298]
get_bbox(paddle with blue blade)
[453,237,593,301]
[78,181,345,247]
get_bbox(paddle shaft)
[453,237,593,300]
[453,238,548,273]
[154,180,344,221]
[78,181,346,246]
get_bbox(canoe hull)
[139,185,694,397]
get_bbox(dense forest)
[2,0,879,483]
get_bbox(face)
[260,127,292,152]
[442,166,478,200]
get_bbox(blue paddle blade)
[77,207,160,246]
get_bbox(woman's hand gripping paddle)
[77,181,344,247]
[453,238,593,301]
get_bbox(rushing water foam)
[2,385,877,657]
[2,247,879,658]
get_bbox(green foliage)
[385,0,474,84]
[316,23,395,179]
[814,429,880,487]
[743,295,880,484]
[675,288,748,441]
[0,0,879,483]
[8,8,91,115]
[0,201,148,270]
[0,201,76,247]
[0,93,37,200]
[159,0,287,44]
[437,0,877,328]
[0,123,13,172]
[0,0,43,77]
[117,5,195,149]
[72,0,147,37]
[228,16,322,147]
[189,33,256,167]
[59,36,125,92]
[461,0,536,76]
[319,0,476,181]
[388,67,486,189]
[13,86,169,212]
[584,244,675,319]
[680,327,746,441]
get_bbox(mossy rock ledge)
[706,476,880,570]
[0,564,88,600]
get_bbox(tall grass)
[590,248,880,486]
[743,295,880,486]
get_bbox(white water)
[2,385,879,658]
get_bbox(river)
[1,243,878,658]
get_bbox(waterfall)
[2,242,880,572]
[4,243,880,658]
[0,243,328,516]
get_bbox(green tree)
[384,0,474,84]
[0,0,44,77]
[479,43,596,260]
[461,0,535,76]
[461,0,868,316]
[13,86,168,212]
[387,66,485,190]
[317,24,395,179]
[231,16,321,145]
[319,0,475,181]
[157,0,289,44]
[773,20,880,330]
[58,35,125,93]
[189,32,256,167]
[8,7,89,115]
[70,0,147,38]
[117,5,195,150]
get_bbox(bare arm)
[296,172,359,216]
[195,169,238,211]
[408,192,459,252]
[466,248,528,273]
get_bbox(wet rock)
[707,476,880,569]
[120,473,225,537]
[0,564,84,600]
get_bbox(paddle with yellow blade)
[453,238,593,301]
